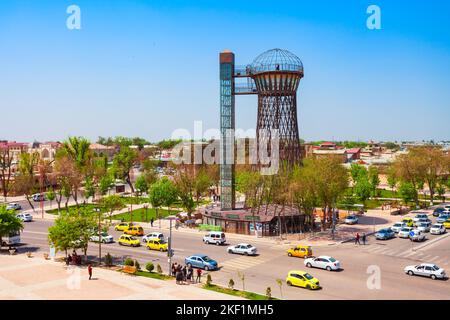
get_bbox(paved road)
[18,210,450,300]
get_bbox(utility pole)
[167,216,175,276]
[94,208,102,265]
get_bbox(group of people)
[65,250,82,266]
[355,232,367,245]
[172,263,202,285]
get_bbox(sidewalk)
[0,253,242,300]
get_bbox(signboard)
[226,214,240,220]
[244,215,260,221]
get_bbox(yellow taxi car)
[287,245,313,258]
[402,218,414,228]
[286,270,320,290]
[114,222,135,231]
[443,219,450,229]
[146,238,168,252]
[118,235,140,247]
[124,225,144,236]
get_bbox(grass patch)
[202,284,275,300]
[46,203,108,215]
[135,270,173,280]
[112,207,179,222]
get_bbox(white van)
[143,232,165,243]
[203,232,226,245]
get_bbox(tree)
[368,166,380,197]
[111,146,138,193]
[100,195,125,222]
[398,182,417,206]
[62,136,92,170]
[194,169,211,205]
[350,163,367,186]
[0,145,15,200]
[160,177,178,216]
[14,152,40,210]
[135,175,148,196]
[47,187,56,209]
[354,176,372,206]
[149,180,165,223]
[387,166,397,194]
[0,205,24,248]
[99,174,114,197]
[84,176,96,203]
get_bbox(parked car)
[391,222,407,233]
[287,245,313,258]
[443,219,450,229]
[145,238,168,252]
[416,221,431,233]
[124,225,144,236]
[32,193,46,202]
[433,207,445,217]
[114,222,135,231]
[286,270,320,290]
[344,215,358,225]
[437,214,450,224]
[118,235,140,247]
[6,203,22,211]
[185,254,218,271]
[430,224,446,235]
[404,263,446,280]
[227,243,257,256]
[402,218,414,227]
[90,232,114,243]
[375,228,395,240]
[443,205,450,213]
[16,212,33,222]
[413,213,429,223]
[398,227,414,239]
[415,218,431,227]
[409,229,426,242]
[203,232,226,245]
[304,256,341,271]
[143,232,165,243]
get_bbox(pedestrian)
[355,232,360,245]
[88,264,93,280]
[176,270,183,285]
[67,254,73,265]
[150,217,154,227]
[196,268,202,283]
[171,263,176,277]
[187,266,193,283]
[362,233,367,245]
[182,265,187,281]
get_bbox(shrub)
[124,258,134,266]
[134,260,141,270]
[206,274,212,286]
[266,287,272,300]
[228,279,235,290]
[146,262,154,273]
[104,253,113,266]
[156,264,163,274]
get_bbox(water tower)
[219,48,304,211]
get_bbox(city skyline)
[1,0,450,142]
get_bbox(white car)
[413,213,428,223]
[7,203,22,211]
[398,227,413,238]
[409,229,426,242]
[143,232,165,243]
[16,212,33,222]
[416,222,431,233]
[404,263,446,280]
[227,243,257,256]
[430,224,446,235]
[304,256,341,271]
[344,215,358,225]
[391,222,407,233]
[89,232,114,243]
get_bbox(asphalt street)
[17,210,450,300]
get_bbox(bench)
[121,265,137,275]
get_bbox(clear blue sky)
[1,0,449,143]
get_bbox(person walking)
[355,232,361,245]
[171,263,176,277]
[362,233,367,245]
[150,217,154,227]
[187,266,193,283]
[182,265,187,282]
[196,268,202,283]
[88,264,93,280]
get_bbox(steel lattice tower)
[250,49,304,164]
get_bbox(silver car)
[398,227,413,238]
[16,212,33,222]
[404,263,446,280]
[391,222,407,233]
[227,243,257,256]
[430,224,446,235]
[7,203,22,211]
[436,214,450,224]
[417,222,431,233]
[304,256,341,271]
[345,215,358,225]
[409,229,426,242]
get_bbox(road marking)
[221,256,267,271]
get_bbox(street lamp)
[166,216,177,277]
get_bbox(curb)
[340,232,376,244]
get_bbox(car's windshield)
[202,256,212,262]
[130,237,137,240]
[432,224,440,228]
[432,265,439,270]
[304,273,314,280]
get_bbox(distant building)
[89,143,117,161]
[30,141,62,162]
